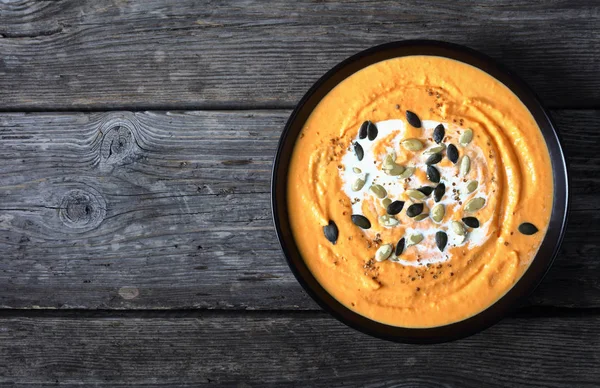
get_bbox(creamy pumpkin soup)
[287,56,553,328]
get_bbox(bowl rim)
[271,40,570,344]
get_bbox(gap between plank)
[0,104,596,113]
[0,306,597,320]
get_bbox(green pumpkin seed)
[398,166,415,179]
[414,213,429,221]
[351,214,371,229]
[464,197,486,212]
[465,180,478,194]
[435,231,448,252]
[382,198,392,208]
[351,177,366,192]
[518,222,539,235]
[425,153,443,165]
[406,189,426,201]
[323,221,338,244]
[370,184,387,199]
[460,129,473,146]
[460,155,471,176]
[378,215,399,227]
[406,203,424,217]
[424,144,446,155]
[384,164,405,176]
[352,167,362,174]
[375,244,393,262]
[407,233,424,246]
[395,237,405,256]
[382,154,395,170]
[451,221,466,236]
[402,139,423,151]
[432,204,445,222]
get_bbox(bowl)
[271,40,569,343]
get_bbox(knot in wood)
[100,123,135,163]
[59,189,106,231]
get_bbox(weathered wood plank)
[0,0,599,110]
[0,110,598,309]
[0,313,598,387]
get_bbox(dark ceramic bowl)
[271,40,569,343]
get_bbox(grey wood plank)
[0,0,599,110]
[0,313,598,387]
[0,110,597,310]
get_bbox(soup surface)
[287,56,553,328]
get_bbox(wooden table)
[0,1,598,386]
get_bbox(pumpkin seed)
[370,184,387,199]
[460,128,473,146]
[351,214,371,229]
[359,121,369,139]
[435,231,448,252]
[460,155,471,176]
[425,153,443,165]
[462,217,480,228]
[351,177,366,191]
[389,255,400,262]
[379,215,399,227]
[323,221,338,244]
[433,124,445,144]
[414,213,429,221]
[417,186,434,196]
[432,204,445,222]
[518,222,539,235]
[433,183,446,202]
[382,198,392,208]
[402,139,423,151]
[447,144,459,164]
[465,180,478,194]
[352,167,362,174]
[354,142,364,161]
[398,166,415,179]
[406,203,424,217]
[386,200,405,215]
[367,121,378,141]
[406,189,426,201]
[406,110,422,128]
[382,154,395,170]
[395,237,406,256]
[375,244,393,262]
[424,144,446,155]
[464,197,486,212]
[427,165,440,183]
[384,164,405,176]
[407,233,424,246]
[451,221,466,236]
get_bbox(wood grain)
[0,0,599,110]
[0,312,598,387]
[0,109,597,310]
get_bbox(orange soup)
[287,56,553,328]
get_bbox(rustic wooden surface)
[0,0,599,386]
